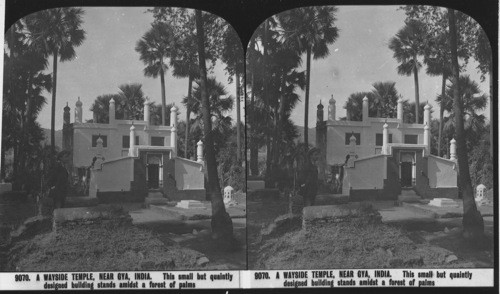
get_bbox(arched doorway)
[400,151,415,188]
[146,153,163,189]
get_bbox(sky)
[272,6,491,128]
[6,5,491,131]
[26,7,240,130]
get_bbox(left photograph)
[1,7,246,271]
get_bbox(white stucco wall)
[175,158,204,190]
[72,120,173,167]
[427,155,457,187]
[88,157,135,197]
[343,155,386,190]
[326,119,425,165]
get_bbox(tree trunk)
[249,69,258,176]
[195,10,233,248]
[51,49,58,157]
[263,20,273,187]
[438,73,446,157]
[489,63,493,158]
[184,74,193,158]
[448,9,484,239]
[413,58,420,124]
[235,72,241,163]
[160,64,166,126]
[304,47,312,149]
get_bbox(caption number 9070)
[254,272,270,280]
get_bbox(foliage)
[3,20,53,190]
[24,7,86,149]
[343,82,401,121]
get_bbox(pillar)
[144,99,151,125]
[75,97,82,123]
[317,101,324,123]
[171,126,177,157]
[382,122,389,155]
[397,98,403,121]
[362,96,369,121]
[450,138,457,161]
[197,140,204,163]
[424,102,431,126]
[109,98,115,124]
[128,124,136,157]
[424,123,430,152]
[328,95,336,121]
[64,103,70,125]
[170,105,177,127]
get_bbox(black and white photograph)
[246,5,494,271]
[0,0,497,291]
[1,6,246,272]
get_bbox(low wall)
[89,157,135,198]
[174,158,204,190]
[302,203,382,230]
[427,155,457,188]
[52,205,132,232]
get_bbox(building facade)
[62,98,205,202]
[316,96,458,200]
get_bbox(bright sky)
[9,5,491,131]
[283,6,490,127]
[31,7,240,130]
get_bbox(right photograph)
[246,6,493,270]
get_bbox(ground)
[247,193,494,269]
[2,193,247,271]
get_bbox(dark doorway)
[400,162,413,187]
[148,164,159,189]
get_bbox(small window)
[404,134,418,144]
[151,136,164,146]
[92,135,107,147]
[122,136,139,148]
[375,133,393,146]
[345,133,361,145]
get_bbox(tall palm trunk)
[184,74,193,158]
[235,72,241,162]
[448,9,483,239]
[249,69,258,175]
[160,64,166,126]
[489,63,493,158]
[195,10,233,247]
[263,20,273,187]
[304,47,312,149]
[51,49,58,156]
[273,70,287,174]
[413,56,420,124]
[438,74,446,156]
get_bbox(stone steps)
[397,189,422,203]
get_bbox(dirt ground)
[247,196,494,270]
[4,196,247,271]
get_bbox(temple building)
[315,96,458,201]
[62,98,205,202]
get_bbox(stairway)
[144,189,170,208]
[397,188,422,203]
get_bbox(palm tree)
[136,22,175,126]
[118,83,146,121]
[4,23,52,189]
[24,8,86,154]
[185,77,234,156]
[439,75,487,152]
[389,20,426,123]
[448,9,483,239]
[279,6,339,150]
[371,81,400,118]
[220,24,244,163]
[195,10,233,248]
